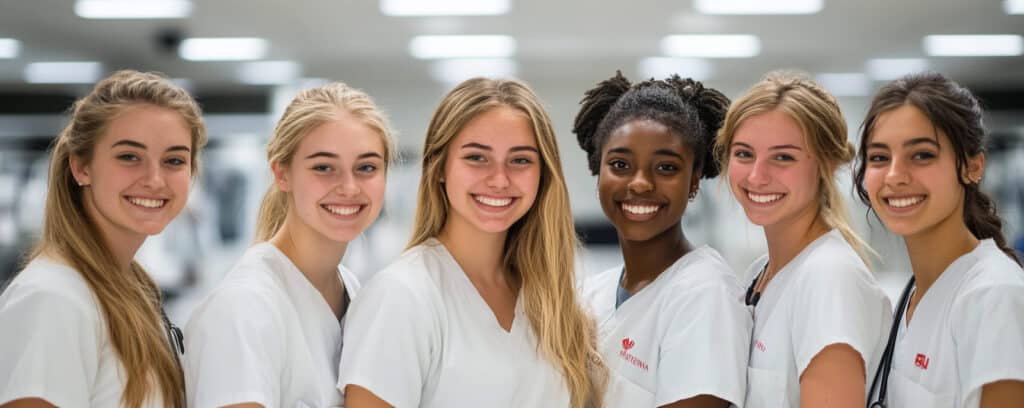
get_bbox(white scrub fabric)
[581,246,752,407]
[744,229,892,408]
[886,239,1024,408]
[185,242,360,408]
[338,238,570,408]
[0,257,168,407]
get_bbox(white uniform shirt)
[745,229,892,408]
[885,239,1024,408]
[185,242,360,408]
[337,239,570,408]
[580,246,752,407]
[0,257,167,407]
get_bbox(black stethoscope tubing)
[867,276,916,408]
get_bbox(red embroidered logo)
[618,337,648,371]
[754,340,767,352]
[915,353,930,370]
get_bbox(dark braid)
[854,71,1021,266]
[572,71,731,178]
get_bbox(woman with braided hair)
[575,71,751,408]
[716,71,891,408]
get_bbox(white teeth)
[475,196,513,207]
[324,204,360,215]
[622,204,659,215]
[887,196,924,208]
[748,192,783,204]
[127,197,165,208]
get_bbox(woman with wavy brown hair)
[0,70,206,408]
[339,77,607,408]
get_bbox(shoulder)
[1,257,101,322]
[952,243,1024,312]
[797,233,876,287]
[356,243,447,313]
[186,247,288,334]
[668,247,743,292]
[580,265,620,298]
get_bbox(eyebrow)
[112,139,190,152]
[730,141,802,151]
[867,137,941,150]
[462,142,538,154]
[606,147,684,160]
[304,151,384,160]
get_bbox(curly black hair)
[572,70,730,178]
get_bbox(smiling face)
[274,112,387,243]
[70,104,193,243]
[442,106,541,236]
[727,109,822,229]
[598,119,698,242]
[862,104,982,239]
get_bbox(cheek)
[364,175,387,204]
[516,168,542,196]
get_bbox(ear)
[271,161,291,192]
[69,154,91,186]
[963,153,986,184]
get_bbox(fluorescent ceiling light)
[638,57,712,81]
[25,62,103,84]
[410,35,516,59]
[866,58,928,80]
[0,39,20,59]
[430,58,517,85]
[179,38,268,61]
[75,0,192,19]
[381,0,509,16]
[238,61,302,85]
[1005,0,1024,14]
[924,35,1023,57]
[695,0,822,14]
[661,35,761,58]
[815,73,870,96]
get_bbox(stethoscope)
[867,276,916,408]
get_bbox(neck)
[437,215,509,288]
[903,205,979,298]
[270,211,348,295]
[762,205,830,280]
[619,224,691,293]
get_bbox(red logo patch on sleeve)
[914,353,929,370]
[621,337,635,350]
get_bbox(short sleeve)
[184,286,285,407]
[657,280,752,407]
[790,260,890,378]
[337,272,438,408]
[950,284,1024,404]
[0,286,100,406]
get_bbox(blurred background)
[1,0,1023,323]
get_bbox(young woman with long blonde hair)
[716,71,891,408]
[184,82,394,407]
[339,77,607,408]
[0,70,206,408]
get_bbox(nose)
[486,165,511,190]
[746,158,771,186]
[627,169,653,194]
[884,156,911,187]
[140,160,167,189]
[334,171,361,197]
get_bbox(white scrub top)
[580,246,752,407]
[744,229,892,408]
[885,239,1024,408]
[0,257,167,407]
[184,242,360,408]
[337,238,570,408]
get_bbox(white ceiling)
[0,0,1022,94]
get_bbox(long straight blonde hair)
[254,82,395,242]
[409,77,607,408]
[30,70,207,407]
[715,71,873,263]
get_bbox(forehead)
[451,106,537,149]
[297,114,384,156]
[101,104,191,148]
[870,104,949,147]
[732,109,806,149]
[605,120,690,153]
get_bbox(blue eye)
[464,154,486,163]
[511,157,533,165]
[312,164,332,172]
[166,157,187,166]
[774,154,795,161]
[732,150,752,159]
[357,164,378,173]
[117,153,139,162]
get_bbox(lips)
[125,196,167,209]
[746,190,784,204]
[473,194,514,208]
[621,203,659,215]
[322,204,362,216]
[884,195,926,209]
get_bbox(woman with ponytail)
[574,71,750,407]
[184,82,394,407]
[339,77,607,408]
[0,70,206,407]
[857,72,1024,407]
[716,71,891,408]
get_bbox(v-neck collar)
[261,242,352,331]
[426,238,522,335]
[612,245,711,314]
